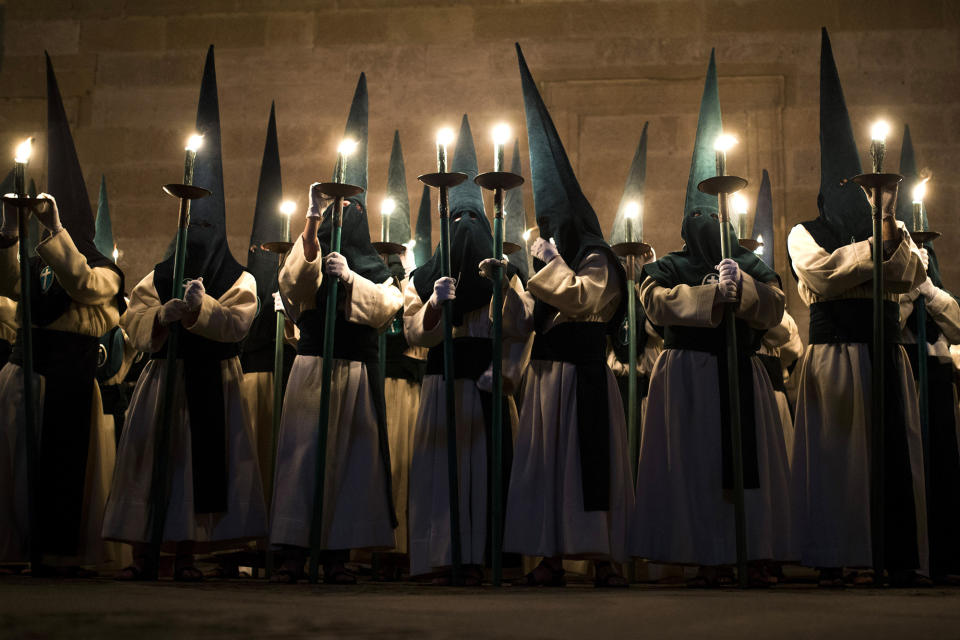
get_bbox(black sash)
[808,298,919,571]
[663,322,762,491]
[0,338,10,368]
[756,354,787,394]
[385,328,425,383]
[297,308,398,529]
[11,328,98,556]
[531,322,611,512]
[150,333,239,514]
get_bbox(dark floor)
[1,576,959,639]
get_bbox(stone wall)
[2,0,959,332]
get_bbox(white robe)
[758,309,803,462]
[504,251,634,563]
[0,229,123,567]
[270,237,402,551]
[102,270,267,547]
[788,222,927,570]
[404,275,532,575]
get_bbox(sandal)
[269,568,303,584]
[174,566,204,582]
[116,565,157,581]
[512,562,566,587]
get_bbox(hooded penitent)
[642,49,778,491]
[504,139,530,281]
[93,176,128,384]
[412,114,494,325]
[385,130,412,246]
[610,122,648,246]
[413,184,432,268]
[753,169,775,270]
[896,124,944,289]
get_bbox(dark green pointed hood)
[448,114,487,224]
[894,124,917,226]
[684,50,721,218]
[385,130,411,244]
[94,175,115,261]
[333,73,368,207]
[247,102,284,303]
[611,122,648,244]
[753,169,775,269]
[818,27,871,243]
[413,184,432,268]
[504,138,530,280]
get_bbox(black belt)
[531,322,610,512]
[757,354,787,394]
[426,337,492,381]
[385,332,425,383]
[0,338,10,367]
[809,299,903,345]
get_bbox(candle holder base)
[851,173,902,190]
[163,184,212,200]
[611,241,652,258]
[261,241,295,255]
[910,230,941,244]
[419,172,468,189]
[474,171,524,191]
[317,182,364,199]
[738,238,762,252]
[697,176,748,196]
[502,241,522,256]
[372,241,406,256]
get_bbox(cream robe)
[629,273,793,566]
[0,230,122,567]
[788,222,928,570]
[404,275,533,575]
[758,309,803,462]
[0,295,16,348]
[504,251,634,563]
[270,237,402,551]
[102,270,267,547]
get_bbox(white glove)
[273,291,285,313]
[429,276,456,309]
[478,258,508,286]
[0,195,18,238]
[476,366,494,393]
[641,247,657,266]
[531,237,559,263]
[861,183,898,219]
[183,278,205,313]
[158,299,188,326]
[34,193,62,233]
[918,277,937,301]
[919,247,930,271]
[715,258,741,303]
[308,182,324,219]
[324,251,353,283]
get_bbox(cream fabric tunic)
[0,229,122,567]
[404,275,533,575]
[629,272,794,566]
[504,251,634,563]
[102,270,267,546]
[788,221,928,570]
[270,237,402,551]
[0,295,16,348]
[758,309,803,461]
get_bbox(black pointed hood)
[505,138,530,280]
[413,184,432,268]
[896,124,943,289]
[247,102,284,300]
[385,130,411,244]
[611,122,648,244]
[335,73,368,206]
[818,28,871,243]
[684,50,721,218]
[448,114,487,224]
[94,176,115,261]
[753,169,775,269]
[155,45,244,302]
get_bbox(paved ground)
[2,577,960,639]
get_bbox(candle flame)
[713,133,738,152]
[522,228,532,242]
[279,200,297,216]
[338,138,358,156]
[403,239,416,250]
[436,127,455,146]
[492,123,512,146]
[870,120,890,142]
[381,197,396,216]
[112,246,119,262]
[912,177,929,204]
[753,235,764,256]
[14,137,33,163]
[624,201,640,219]
[732,193,748,215]
[185,134,204,153]
[755,234,764,245]
[548,237,556,246]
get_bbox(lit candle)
[184,134,203,186]
[112,246,119,262]
[754,234,764,256]
[869,120,889,174]
[911,178,929,233]
[714,133,738,177]
[380,197,396,242]
[436,127,454,174]
[624,201,641,243]
[732,193,748,239]
[280,199,296,242]
[522,228,533,273]
[492,124,511,173]
[335,138,358,184]
[13,137,32,196]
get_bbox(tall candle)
[13,137,32,195]
[713,133,737,177]
[869,120,889,174]
[492,124,511,173]
[911,178,929,233]
[381,197,396,242]
[624,201,640,243]
[732,193,748,238]
[336,138,357,184]
[280,199,296,242]
[437,127,454,174]
[184,134,203,186]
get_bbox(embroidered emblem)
[40,265,54,293]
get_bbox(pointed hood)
[753,169,775,269]
[335,73,368,207]
[155,45,244,302]
[505,138,530,280]
[448,114,487,224]
[413,184,432,268]
[611,122,648,244]
[818,28,871,242]
[385,130,411,244]
[247,102,284,306]
[94,175,115,261]
[684,51,721,218]
[894,124,917,226]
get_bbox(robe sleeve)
[183,271,258,343]
[493,273,535,339]
[779,312,804,365]
[0,241,18,299]
[278,236,321,322]
[734,273,785,330]
[124,271,166,353]
[924,285,960,344]
[343,273,403,330]
[36,229,120,306]
[526,252,618,317]
[640,277,722,328]
[403,278,443,348]
[0,295,16,344]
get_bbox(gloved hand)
[640,247,657,266]
[0,196,18,238]
[919,247,929,271]
[715,258,741,303]
[33,193,62,233]
[183,278,205,313]
[478,258,509,286]
[273,291,285,313]
[429,276,456,309]
[861,183,898,219]
[918,277,937,301]
[159,299,188,326]
[531,237,559,264]
[324,251,353,283]
[308,182,324,219]
[476,366,494,393]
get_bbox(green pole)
[308,195,345,584]
[266,254,286,578]
[869,188,885,579]
[626,256,639,476]
[490,188,505,586]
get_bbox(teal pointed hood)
[334,73,368,207]
[448,114,487,224]
[611,121,648,244]
[413,184,432,268]
[894,124,918,226]
[247,102,284,302]
[684,50,721,218]
[504,138,530,280]
[94,175,115,261]
[385,130,411,244]
[753,169,774,269]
